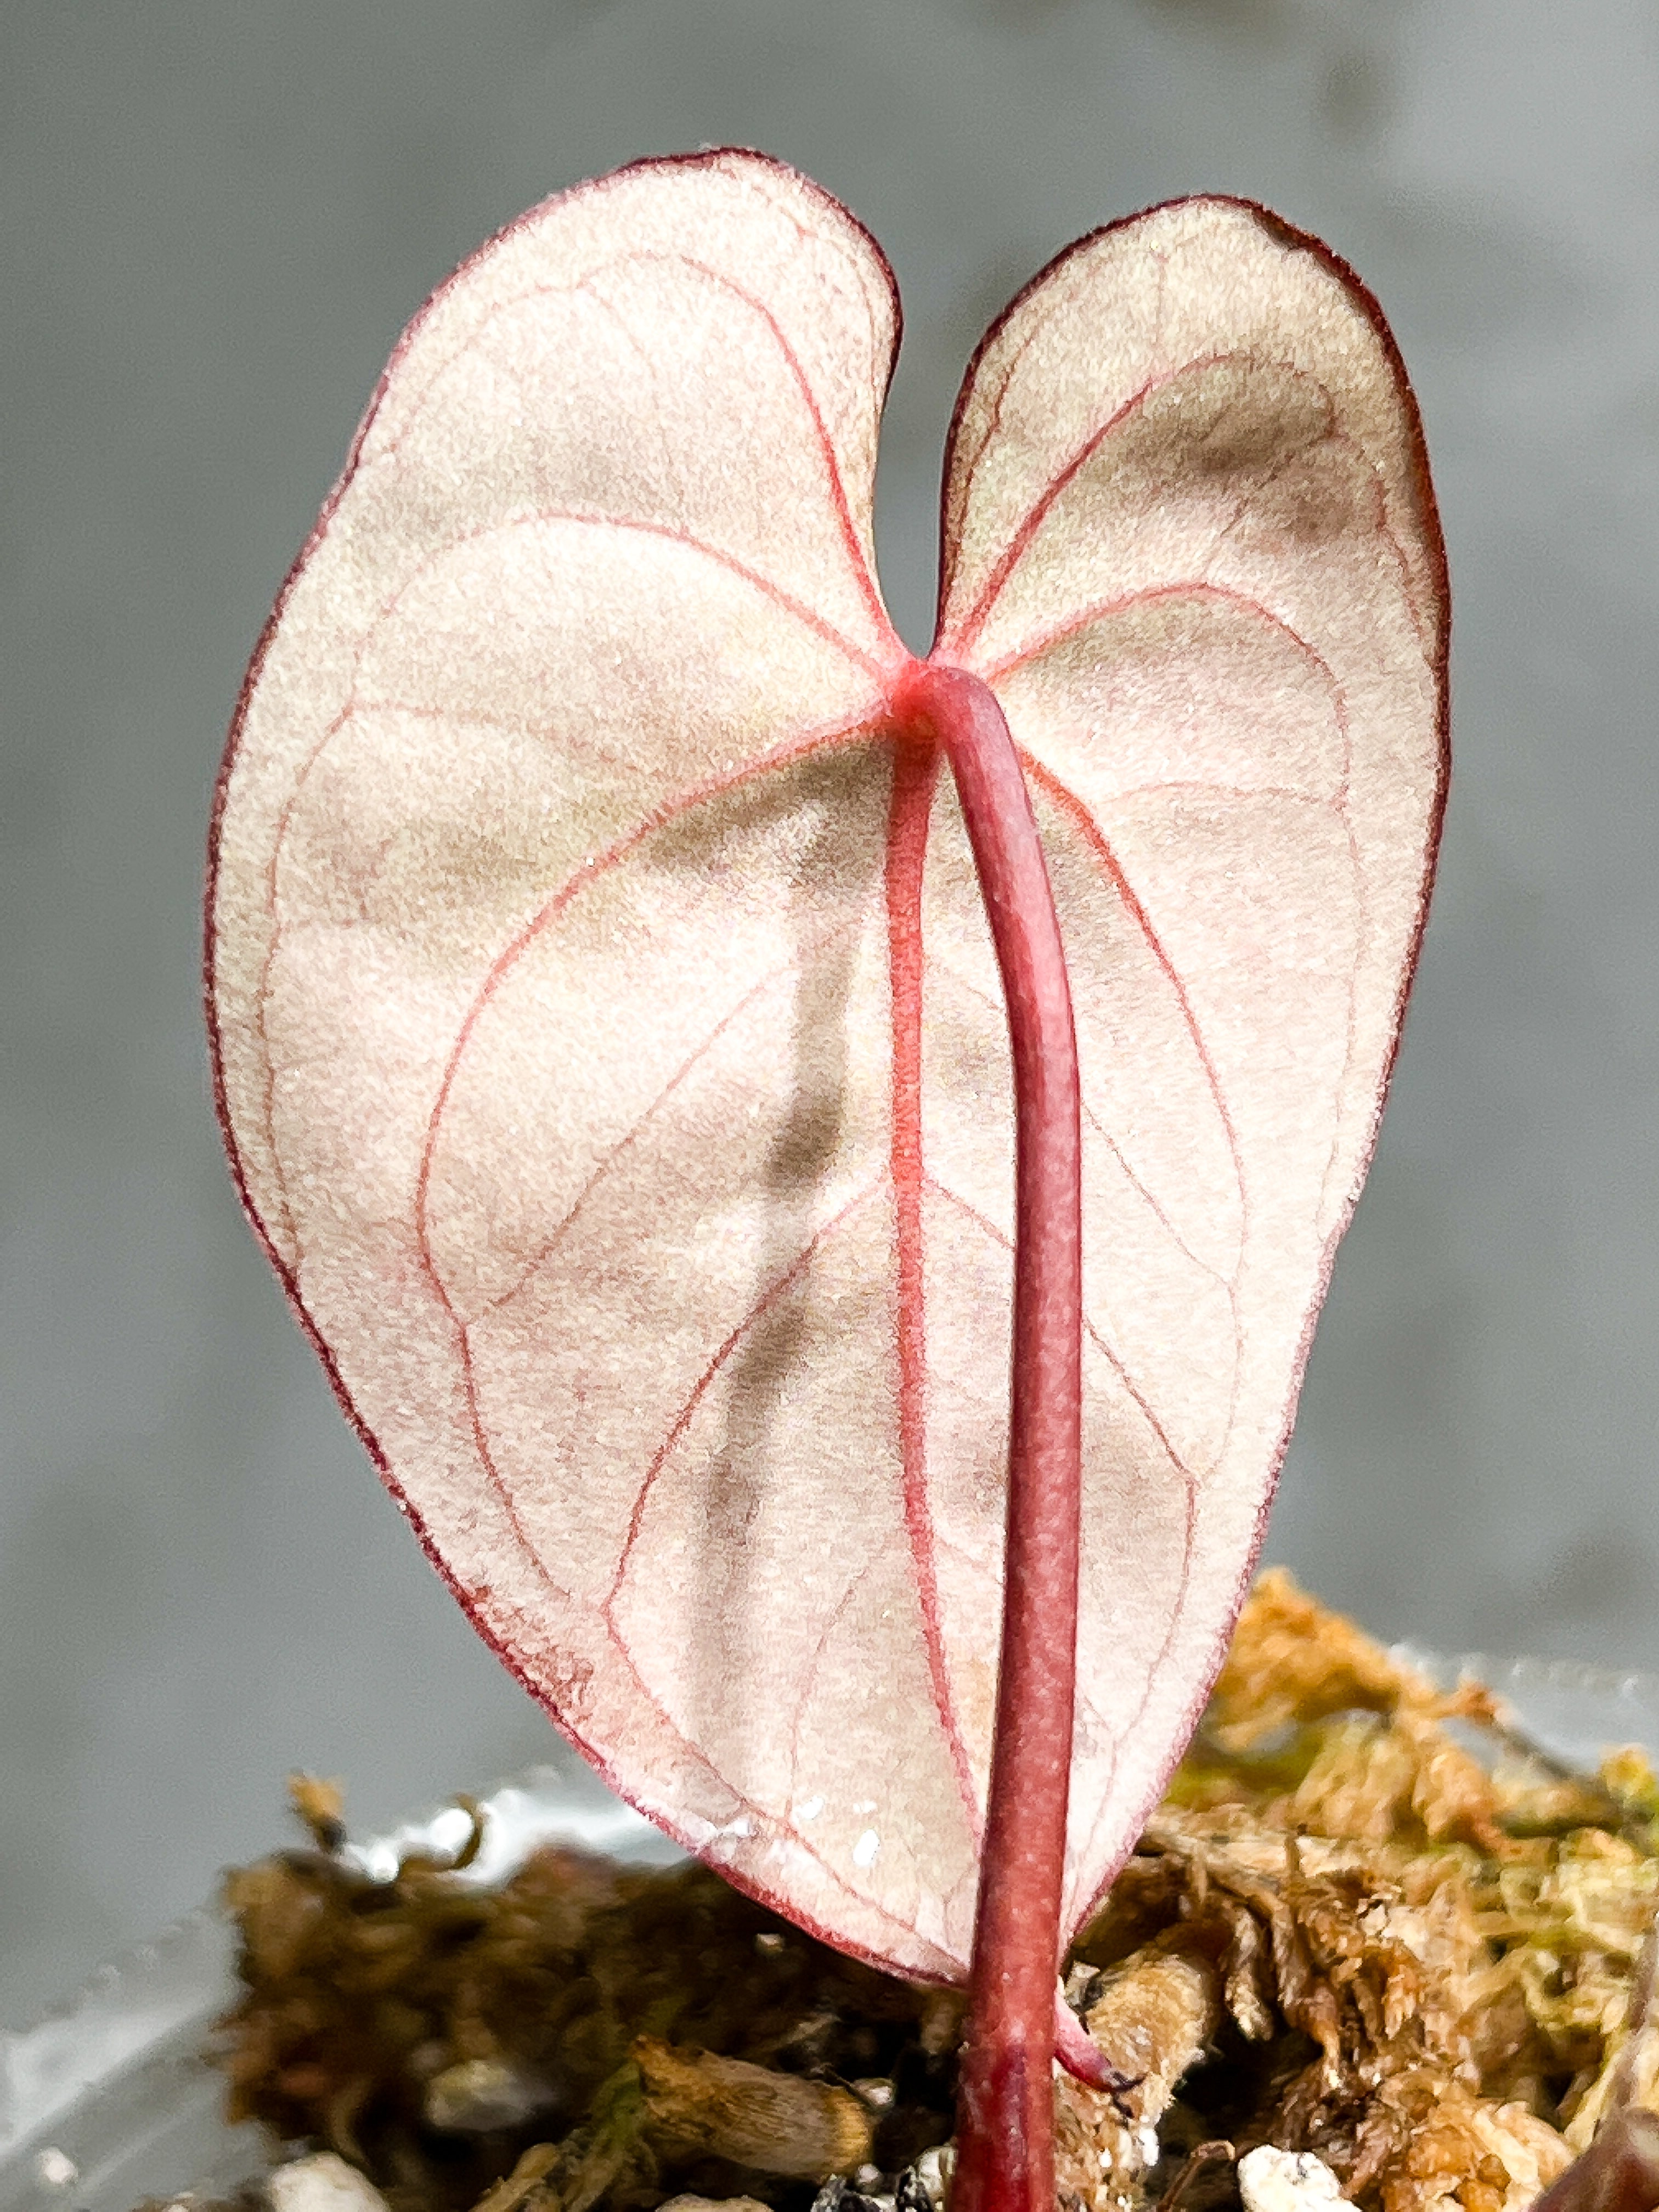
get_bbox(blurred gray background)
[4,0,1656,2027]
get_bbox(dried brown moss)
[213,1575,1659,2212]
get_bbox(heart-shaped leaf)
[209,153,1444,1987]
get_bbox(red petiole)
[893,661,1083,2212]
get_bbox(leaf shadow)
[670,747,884,1788]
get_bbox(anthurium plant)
[207,151,1447,2212]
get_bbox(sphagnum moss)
[196,1578,1659,2212]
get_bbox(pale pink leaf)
[209,165,1444,1983]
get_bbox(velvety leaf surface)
[936,198,1446,1936]
[210,163,1444,1983]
